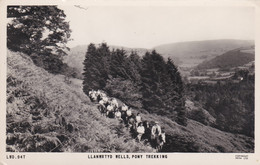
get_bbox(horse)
[106,104,115,118]
[142,121,151,143]
[115,111,122,121]
[90,93,97,102]
[110,98,119,108]
[154,133,166,151]
[97,94,102,102]
[119,106,128,124]
[107,110,115,118]
[128,117,137,137]
[98,104,107,116]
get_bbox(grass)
[7,50,154,152]
[6,50,254,153]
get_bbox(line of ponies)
[88,89,166,152]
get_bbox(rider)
[151,121,162,139]
[98,99,107,115]
[88,90,94,96]
[99,99,106,108]
[143,121,151,142]
[126,107,132,117]
[136,122,145,142]
[97,90,106,102]
[102,96,109,104]
[121,103,128,112]
[96,90,101,96]
[115,110,122,120]
[106,104,114,117]
[111,98,119,108]
[99,99,105,106]
[100,92,107,99]
[135,113,142,127]
[90,91,97,101]
[120,103,128,124]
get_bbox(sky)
[59,5,255,49]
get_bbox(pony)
[154,133,166,151]
[142,121,151,143]
[98,104,107,116]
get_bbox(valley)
[6,50,254,152]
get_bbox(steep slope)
[6,50,154,152]
[196,48,255,70]
[7,50,254,152]
[154,39,254,67]
[137,112,253,152]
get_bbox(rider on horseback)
[126,108,132,117]
[90,90,97,102]
[98,99,107,116]
[111,98,119,108]
[120,104,128,124]
[115,110,122,120]
[151,121,162,139]
[121,103,128,112]
[88,90,94,96]
[136,122,145,142]
[135,113,142,127]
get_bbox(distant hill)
[154,39,254,67]
[196,47,255,70]
[7,50,254,152]
[64,39,254,77]
[64,45,149,75]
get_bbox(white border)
[0,0,259,165]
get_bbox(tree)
[128,51,142,83]
[140,51,166,113]
[109,49,129,79]
[165,59,186,124]
[95,43,111,89]
[82,44,187,125]
[140,51,187,125]
[166,58,184,95]
[105,77,142,109]
[82,43,98,93]
[7,6,71,57]
[102,49,143,109]
[82,43,111,93]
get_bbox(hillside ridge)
[196,48,255,70]
[64,39,254,74]
[7,50,154,152]
[7,50,254,152]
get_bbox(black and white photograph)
[1,0,260,164]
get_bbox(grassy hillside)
[7,50,254,152]
[196,48,255,70]
[6,50,154,152]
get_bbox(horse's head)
[143,121,148,128]
[129,117,135,124]
[161,133,166,143]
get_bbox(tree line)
[7,6,186,126]
[186,72,254,137]
[82,43,187,126]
